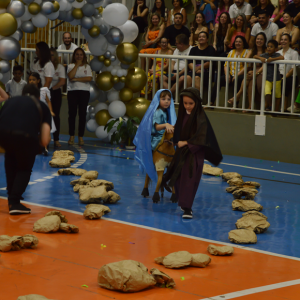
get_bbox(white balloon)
[111,68,117,76]
[111,57,120,66]
[102,65,113,72]
[35,0,42,4]
[106,43,117,55]
[95,125,108,140]
[86,119,98,132]
[48,10,60,20]
[116,69,124,77]
[16,18,22,28]
[72,0,85,8]
[59,0,68,10]
[108,100,126,118]
[69,18,81,25]
[95,102,108,113]
[32,13,48,28]
[118,20,138,43]
[107,90,120,102]
[65,2,73,10]
[0,73,3,81]
[121,69,128,76]
[93,1,102,7]
[88,35,108,56]
[102,3,128,27]
[20,6,32,21]
[1,71,11,84]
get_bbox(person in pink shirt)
[215,0,233,23]
[270,0,288,28]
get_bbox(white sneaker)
[287,105,300,113]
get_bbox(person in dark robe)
[163,87,223,219]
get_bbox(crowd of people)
[135,0,300,112]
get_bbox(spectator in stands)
[129,0,149,33]
[186,32,216,90]
[226,13,250,49]
[162,34,192,94]
[167,0,187,26]
[229,0,252,22]
[50,48,66,148]
[164,13,190,50]
[67,48,92,146]
[31,41,54,89]
[190,12,208,46]
[250,11,278,48]
[210,35,250,107]
[277,34,300,111]
[57,32,78,66]
[215,0,233,24]
[284,0,300,28]
[276,12,300,50]
[249,0,274,27]
[150,0,168,24]
[197,0,217,32]
[270,0,288,29]
[5,65,26,98]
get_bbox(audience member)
[270,0,288,28]
[249,0,274,27]
[291,90,300,113]
[67,48,92,146]
[129,0,149,33]
[284,0,300,28]
[164,13,190,50]
[198,0,217,31]
[150,0,168,23]
[167,0,187,26]
[215,0,233,24]
[190,12,209,46]
[250,11,278,48]
[229,0,252,22]
[57,32,78,66]
[5,65,26,98]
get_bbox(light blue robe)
[151,108,168,151]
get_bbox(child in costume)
[163,87,223,219]
[134,89,177,182]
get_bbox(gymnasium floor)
[0,134,300,299]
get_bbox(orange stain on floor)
[0,198,299,300]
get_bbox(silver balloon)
[82,3,95,17]
[64,10,74,22]
[10,29,23,41]
[100,0,112,8]
[104,51,111,59]
[88,105,95,113]
[41,2,54,15]
[81,16,94,29]
[87,0,102,4]
[120,63,131,69]
[7,1,25,18]
[0,37,21,61]
[90,57,104,72]
[100,24,109,35]
[94,14,103,26]
[114,81,125,91]
[67,0,75,2]
[58,11,67,21]
[110,55,116,62]
[23,0,34,3]
[89,81,102,102]
[105,28,124,45]
[90,113,95,119]
[21,21,37,34]
[48,10,60,21]
[0,60,10,73]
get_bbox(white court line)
[28,182,37,185]
[43,176,54,179]
[35,179,46,182]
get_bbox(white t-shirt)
[57,43,78,65]
[52,64,66,88]
[67,64,92,91]
[172,46,193,71]
[5,78,27,97]
[277,48,300,76]
[229,2,252,20]
[40,87,56,133]
[251,22,278,44]
[31,61,55,88]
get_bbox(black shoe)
[42,148,48,156]
[182,208,193,219]
[9,203,31,215]
[180,207,184,212]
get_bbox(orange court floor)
[0,198,300,300]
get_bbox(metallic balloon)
[101,0,112,8]
[125,67,147,93]
[0,14,18,37]
[23,0,35,3]
[72,8,83,19]
[90,112,95,119]
[81,16,94,29]
[76,0,84,2]
[104,59,111,67]
[98,55,105,62]
[104,51,111,59]
[28,3,41,15]
[89,105,95,113]
[64,10,74,22]
[98,6,103,14]
[113,81,125,91]
[7,1,25,18]
[90,57,104,72]
[96,71,113,91]
[111,75,119,84]
[110,55,116,62]
[58,10,67,21]
[87,0,104,4]
[119,87,133,102]
[82,3,95,17]
[53,1,60,12]
[0,60,10,73]
[125,98,150,121]
[119,76,126,83]
[41,2,54,14]
[0,0,10,9]
[21,20,37,33]
[95,109,112,126]
[12,29,23,41]
[68,0,76,3]
[105,28,124,45]
[88,25,100,37]
[89,81,107,102]
[116,43,138,65]
[99,24,109,35]
[0,37,21,60]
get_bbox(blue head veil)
[133,89,177,182]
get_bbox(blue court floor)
[1,134,300,258]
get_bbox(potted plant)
[105,116,140,150]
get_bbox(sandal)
[68,136,74,145]
[78,137,84,146]
[54,141,61,147]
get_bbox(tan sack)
[33,215,61,233]
[17,295,56,300]
[53,150,74,157]
[228,229,257,244]
[49,158,71,168]
[236,214,270,233]
[59,223,79,233]
[150,268,176,288]
[45,211,68,223]
[22,235,39,249]
[232,200,263,212]
[58,168,87,176]
[203,164,223,176]
[222,172,242,181]
[207,244,234,256]
[190,253,211,268]
[81,171,98,180]
[154,256,165,265]
[105,191,121,204]
[89,180,114,190]
[227,178,244,187]
[232,188,258,200]
[79,186,110,204]
[70,178,91,186]
[162,251,192,268]
[83,204,111,219]
[0,235,23,252]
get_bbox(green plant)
[105,116,140,146]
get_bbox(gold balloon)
[111,76,119,84]
[0,13,17,37]
[96,72,113,91]
[119,88,133,102]
[125,67,147,93]
[53,1,60,12]
[116,43,138,65]
[120,76,126,83]
[0,0,10,9]
[28,3,41,15]
[98,6,104,14]
[76,0,84,2]
[98,55,105,62]
[72,8,84,19]
[126,98,150,121]
[104,59,111,67]
[88,25,100,37]
[95,109,112,126]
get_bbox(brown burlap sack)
[45,211,68,223]
[227,178,244,187]
[150,268,176,288]
[33,216,61,233]
[228,229,257,244]
[0,235,23,252]
[22,235,39,249]
[17,295,56,300]
[81,171,98,180]
[242,211,267,219]
[236,214,270,233]
[244,181,261,188]
[207,244,234,256]
[59,223,79,233]
[106,191,121,204]
[232,188,258,200]
[83,204,111,219]
[222,172,242,181]
[79,186,110,204]
[154,256,165,265]
[49,158,71,168]
[89,179,114,190]
[202,164,223,176]
[53,150,74,157]
[162,251,192,268]
[232,200,263,212]
[58,168,87,176]
[71,178,91,186]
[190,254,211,268]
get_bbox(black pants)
[50,88,62,141]
[67,90,90,137]
[0,130,37,206]
[132,16,148,33]
[281,75,298,97]
[211,74,244,104]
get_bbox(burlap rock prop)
[71,179,91,187]
[83,204,111,219]
[222,172,242,181]
[53,150,74,157]
[232,188,258,200]
[203,164,223,176]
[79,186,120,204]
[73,179,114,193]
[81,170,98,180]
[45,211,68,223]
[190,253,211,268]
[22,234,39,249]
[58,168,87,176]
[150,268,176,288]
[236,213,270,233]
[33,215,61,233]
[232,200,263,212]
[0,234,39,252]
[229,229,257,244]
[162,251,192,268]
[59,223,79,233]
[227,178,244,187]
[207,244,234,256]
[226,186,239,193]
[49,158,71,168]
[17,295,56,300]
[98,260,156,292]
[242,211,267,218]
[244,181,260,188]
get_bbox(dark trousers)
[0,131,37,206]
[50,88,62,141]
[281,75,298,97]
[67,90,90,137]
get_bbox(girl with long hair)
[215,0,233,24]
[271,0,289,28]
[197,0,218,32]
[189,12,209,46]
[129,0,149,33]
[213,12,232,55]
[167,0,187,26]
[151,0,168,24]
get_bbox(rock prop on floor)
[81,170,98,180]
[49,151,75,168]
[72,179,91,188]
[232,188,258,200]
[226,186,239,193]
[232,200,263,212]
[59,223,79,233]
[53,150,74,157]
[227,178,244,187]
[98,260,156,292]
[207,244,234,256]
[0,234,39,252]
[45,211,68,223]
[83,204,111,219]
[222,172,242,181]
[190,254,211,268]
[150,268,175,288]
[242,211,267,219]
[58,168,87,176]
[203,164,223,176]
[236,213,270,233]
[228,229,257,244]
[79,186,120,204]
[244,181,260,188]
[17,295,56,300]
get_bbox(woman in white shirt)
[50,48,66,148]
[31,42,55,89]
[67,48,92,146]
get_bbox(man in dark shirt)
[0,84,51,215]
[284,0,300,27]
[163,13,190,49]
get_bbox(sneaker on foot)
[42,148,48,156]
[9,203,31,215]
[287,105,300,113]
[182,208,193,219]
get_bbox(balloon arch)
[0,0,149,141]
